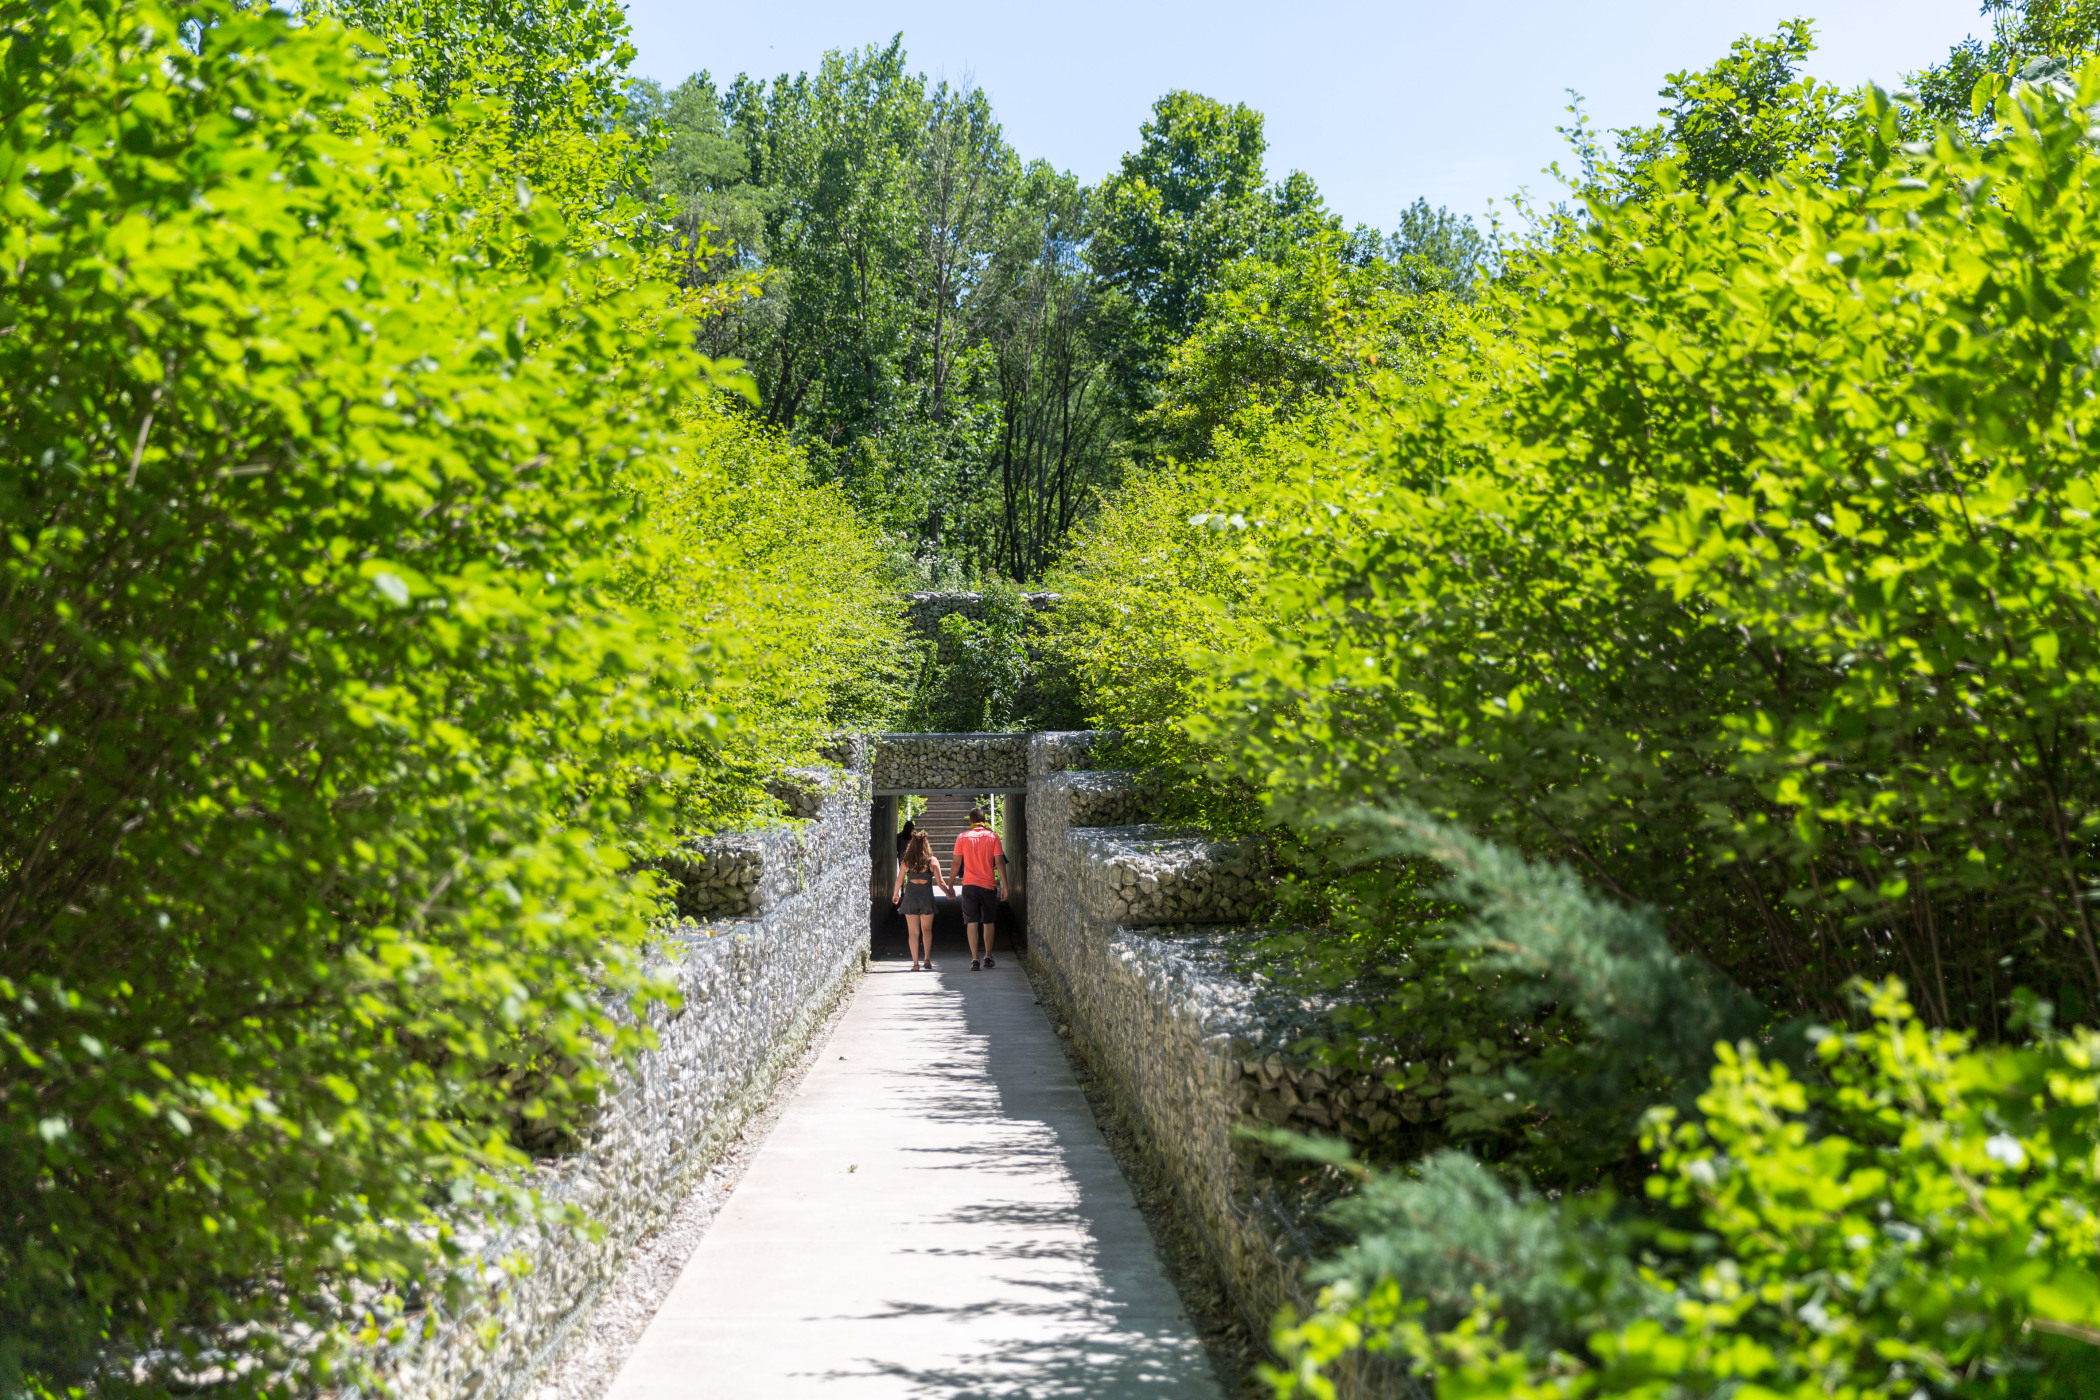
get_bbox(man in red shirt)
[952,807,1007,970]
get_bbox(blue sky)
[619,1,1994,234]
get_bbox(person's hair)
[899,817,915,834]
[904,829,933,870]
[968,806,987,823]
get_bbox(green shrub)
[1267,981,2100,1399]
[1207,64,2100,1030]
[1041,436,1278,811]
[0,2,758,1391]
[1234,58,2100,1400]
[622,398,910,830]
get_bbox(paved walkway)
[604,962,1224,1399]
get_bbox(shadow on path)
[602,963,1220,1399]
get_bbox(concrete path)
[603,961,1224,1400]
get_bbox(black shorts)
[960,883,999,925]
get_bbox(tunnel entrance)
[865,733,1031,964]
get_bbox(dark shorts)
[899,885,937,916]
[960,883,999,925]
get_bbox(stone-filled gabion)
[1027,729,1107,778]
[658,840,765,919]
[656,768,859,919]
[1077,827,1267,925]
[1029,767,1146,830]
[904,590,1058,656]
[353,761,873,1400]
[1104,927,1408,1146]
[1024,732,1404,1398]
[869,731,1028,792]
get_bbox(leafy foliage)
[1045,230,1488,824]
[1268,983,2100,1399]
[1609,21,1853,193]
[1911,0,2100,133]
[1386,198,1492,297]
[1207,66,2100,1031]
[905,582,1033,732]
[1151,231,1479,459]
[619,399,910,830]
[1054,24,2100,1399]
[0,1,894,1394]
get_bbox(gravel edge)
[1018,950,1269,1400]
[528,967,864,1400]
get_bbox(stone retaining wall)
[1023,733,1406,1398]
[360,763,873,1400]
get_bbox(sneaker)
[971,959,982,971]
[983,955,996,968]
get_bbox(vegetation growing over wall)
[1047,13,2100,1397]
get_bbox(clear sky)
[618,1,1994,234]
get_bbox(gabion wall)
[1077,828,1267,925]
[869,731,1029,791]
[656,765,846,919]
[1027,728,1105,779]
[1023,734,1404,1397]
[357,763,873,1400]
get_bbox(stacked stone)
[1028,767,1145,833]
[904,590,1059,654]
[1023,731,1407,1398]
[1078,829,1267,926]
[815,731,868,772]
[767,764,845,820]
[356,758,875,1400]
[869,732,1028,791]
[1025,728,1106,778]
[1238,1053,1404,1141]
[660,841,765,919]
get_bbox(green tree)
[973,164,1121,580]
[1150,230,1481,459]
[307,0,635,143]
[729,38,925,442]
[1091,90,1340,416]
[1204,58,2100,1033]
[622,73,774,286]
[1386,198,1491,297]
[0,0,846,1392]
[1610,20,1853,193]
[1912,0,2100,132]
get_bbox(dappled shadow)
[796,974,1221,1397]
[613,953,1223,1398]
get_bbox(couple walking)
[893,807,1006,973]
